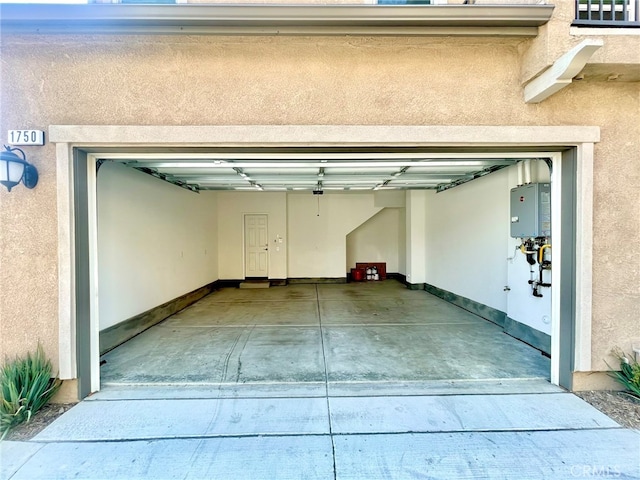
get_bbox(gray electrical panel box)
[510,183,551,238]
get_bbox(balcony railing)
[574,0,640,26]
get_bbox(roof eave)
[0,4,555,36]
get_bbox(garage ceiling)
[112,153,522,193]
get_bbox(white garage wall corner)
[97,163,219,331]
[424,169,510,312]
[217,192,287,280]
[398,210,407,275]
[288,193,382,278]
[406,190,428,285]
[208,191,219,280]
[346,208,404,273]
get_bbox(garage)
[90,144,552,394]
[53,125,589,399]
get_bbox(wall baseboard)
[100,280,222,355]
[387,273,407,284]
[424,283,551,355]
[424,283,506,327]
[288,277,347,284]
[503,316,551,355]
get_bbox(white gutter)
[0,4,554,36]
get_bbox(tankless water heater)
[510,183,551,238]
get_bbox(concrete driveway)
[2,383,639,479]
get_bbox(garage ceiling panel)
[109,155,521,193]
[247,168,320,175]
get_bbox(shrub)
[608,348,640,399]
[0,345,62,440]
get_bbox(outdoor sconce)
[0,145,38,192]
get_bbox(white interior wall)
[287,193,382,278]
[217,191,389,279]
[97,163,218,330]
[506,161,552,335]
[217,192,288,280]
[424,168,510,312]
[346,208,405,273]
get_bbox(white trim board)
[52,125,598,395]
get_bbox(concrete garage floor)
[100,280,550,392]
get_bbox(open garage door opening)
[87,148,556,397]
[56,126,591,400]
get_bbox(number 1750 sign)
[7,130,45,146]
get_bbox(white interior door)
[244,214,269,278]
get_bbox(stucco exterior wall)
[520,0,640,82]
[0,33,638,376]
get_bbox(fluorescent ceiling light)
[258,180,317,185]
[322,177,380,185]
[172,175,242,181]
[323,167,398,175]
[247,168,319,175]
[389,177,453,185]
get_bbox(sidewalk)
[2,382,639,479]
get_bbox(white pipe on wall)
[523,159,532,184]
[517,160,524,186]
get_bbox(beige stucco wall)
[521,0,640,82]
[0,33,638,379]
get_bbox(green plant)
[0,345,62,440]
[607,347,640,399]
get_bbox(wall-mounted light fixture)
[0,145,39,192]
